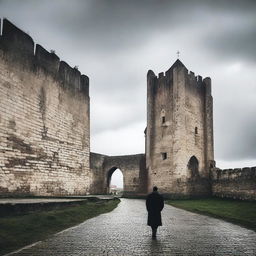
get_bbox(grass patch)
[0,198,120,255]
[167,198,256,231]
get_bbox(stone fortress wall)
[0,19,91,196]
[211,167,256,200]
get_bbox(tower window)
[195,127,198,135]
[161,152,167,160]
[161,109,166,125]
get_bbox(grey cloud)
[91,102,145,135]
[215,106,256,161]
[203,22,256,64]
[0,0,256,164]
[0,0,224,53]
[213,68,256,162]
[3,0,256,62]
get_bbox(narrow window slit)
[161,152,167,160]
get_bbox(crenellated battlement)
[148,60,210,94]
[158,72,164,79]
[188,70,195,76]
[0,18,89,97]
[35,44,60,75]
[212,167,256,181]
[196,75,202,83]
[0,18,34,58]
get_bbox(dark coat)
[146,191,164,228]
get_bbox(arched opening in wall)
[187,156,199,179]
[107,167,123,196]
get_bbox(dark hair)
[153,186,158,191]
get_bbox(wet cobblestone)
[8,199,256,256]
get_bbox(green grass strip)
[167,198,256,232]
[0,199,120,255]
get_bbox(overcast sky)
[1,0,256,171]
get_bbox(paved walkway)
[7,199,256,256]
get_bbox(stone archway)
[188,155,199,179]
[187,155,211,197]
[90,153,147,196]
[106,167,124,194]
[103,155,146,196]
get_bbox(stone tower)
[145,59,214,198]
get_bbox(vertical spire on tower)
[176,50,180,59]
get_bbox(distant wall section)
[211,167,256,200]
[0,19,90,196]
[90,153,147,196]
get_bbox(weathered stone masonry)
[146,60,214,198]
[211,167,256,200]
[0,19,90,196]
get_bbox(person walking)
[146,186,164,238]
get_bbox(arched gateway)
[106,167,123,194]
[90,153,147,196]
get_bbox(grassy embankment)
[167,198,256,231]
[0,198,120,255]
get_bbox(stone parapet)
[0,18,89,97]
[211,167,256,200]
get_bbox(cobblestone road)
[7,199,256,256]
